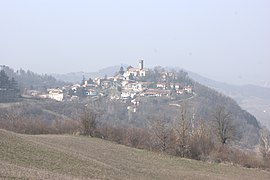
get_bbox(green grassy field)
[0,129,270,180]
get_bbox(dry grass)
[0,160,77,180]
[1,129,270,180]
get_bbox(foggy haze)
[1,0,269,86]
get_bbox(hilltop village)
[0,63,265,171]
[26,60,194,110]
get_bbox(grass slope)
[1,129,270,180]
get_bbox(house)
[100,80,113,89]
[71,84,81,91]
[26,90,41,97]
[70,95,79,101]
[176,89,184,95]
[184,86,193,94]
[131,98,140,106]
[141,91,157,97]
[157,82,167,90]
[94,78,113,88]
[169,83,181,90]
[160,72,175,81]
[85,89,98,96]
[94,78,102,86]
[110,94,120,100]
[157,82,180,90]
[121,91,131,99]
[141,89,171,97]
[124,82,144,92]
[113,74,125,82]
[83,82,97,88]
[127,106,137,113]
[121,91,137,99]
[39,94,49,99]
[175,83,180,89]
[48,88,64,101]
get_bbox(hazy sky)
[1,0,269,85]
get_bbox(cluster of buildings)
[26,60,194,107]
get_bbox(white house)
[141,89,171,97]
[157,82,167,90]
[124,82,144,92]
[121,91,137,99]
[48,88,64,101]
[85,89,98,96]
[184,86,193,94]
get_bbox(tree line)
[0,70,20,102]
[0,65,65,92]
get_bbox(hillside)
[1,129,270,180]
[188,71,270,129]
[0,65,263,148]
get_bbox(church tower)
[139,60,144,70]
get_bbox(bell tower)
[139,60,144,70]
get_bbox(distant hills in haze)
[188,71,270,103]
[188,71,270,129]
[52,65,128,83]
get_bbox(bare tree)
[149,115,171,152]
[212,106,235,145]
[80,108,97,137]
[260,128,270,160]
[189,119,213,159]
[125,127,150,149]
[173,102,192,158]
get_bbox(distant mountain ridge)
[52,65,128,83]
[188,72,270,99]
[188,71,270,129]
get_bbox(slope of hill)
[1,129,270,180]
[188,71,270,129]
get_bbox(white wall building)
[48,88,64,101]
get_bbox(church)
[123,60,148,79]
